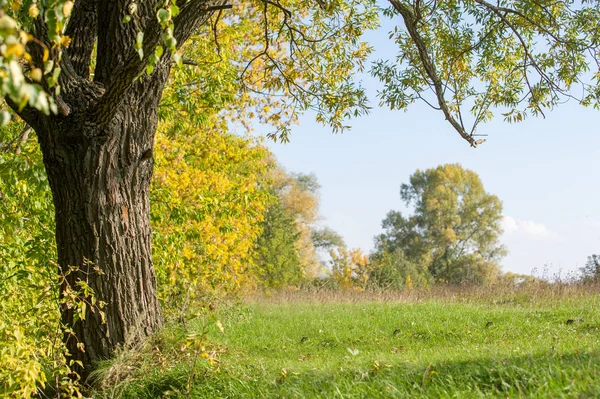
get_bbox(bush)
[368,249,431,289]
[0,123,83,397]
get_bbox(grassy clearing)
[93,288,600,398]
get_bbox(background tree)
[368,247,429,289]
[254,200,304,288]
[374,164,505,285]
[312,226,346,251]
[254,169,329,286]
[579,254,600,283]
[329,246,371,290]
[280,172,323,277]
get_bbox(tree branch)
[173,0,230,47]
[4,97,46,132]
[95,0,162,86]
[91,0,227,124]
[389,0,478,147]
[65,0,98,80]
[28,12,101,117]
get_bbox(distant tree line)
[316,163,506,291]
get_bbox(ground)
[92,288,600,398]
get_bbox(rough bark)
[29,63,170,376]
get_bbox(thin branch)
[14,126,31,155]
[204,4,233,11]
[212,9,224,60]
[0,126,31,154]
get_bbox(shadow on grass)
[102,349,600,398]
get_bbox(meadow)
[91,286,600,398]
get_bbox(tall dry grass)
[245,280,600,306]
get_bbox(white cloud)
[501,216,556,239]
[502,215,519,234]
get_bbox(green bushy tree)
[374,164,505,285]
[254,169,327,287]
[254,201,304,288]
[312,227,346,251]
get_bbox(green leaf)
[157,9,170,26]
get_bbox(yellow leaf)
[28,4,40,18]
[61,35,72,47]
[63,1,74,18]
[4,43,25,57]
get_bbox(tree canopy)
[580,254,600,282]
[2,1,600,143]
[375,0,600,145]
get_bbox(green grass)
[94,293,600,398]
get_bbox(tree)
[254,200,304,288]
[152,118,273,306]
[374,164,505,285]
[266,171,347,279]
[254,168,326,286]
[329,246,371,290]
[268,169,324,277]
[368,247,429,289]
[1,0,375,376]
[579,254,600,283]
[311,226,345,251]
[0,115,275,392]
[3,0,600,377]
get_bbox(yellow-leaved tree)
[330,247,371,290]
[152,117,274,314]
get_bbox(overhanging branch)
[389,0,478,147]
[173,0,230,47]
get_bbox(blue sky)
[262,13,600,278]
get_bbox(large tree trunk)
[33,75,169,378]
[9,0,223,380]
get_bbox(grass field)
[93,289,600,398]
